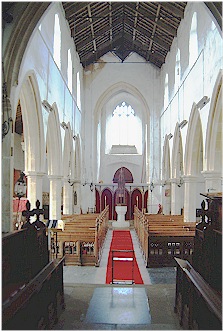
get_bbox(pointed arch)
[46,103,62,176]
[101,187,113,219]
[94,82,150,181]
[206,70,222,171]
[113,167,133,183]
[19,71,45,173]
[184,104,203,176]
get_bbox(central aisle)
[105,230,143,284]
[63,229,152,285]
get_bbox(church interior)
[2,1,222,330]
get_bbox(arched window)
[76,72,81,110]
[67,49,72,92]
[53,14,61,70]
[106,101,142,154]
[164,74,169,110]
[189,12,198,67]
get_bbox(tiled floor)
[53,229,182,330]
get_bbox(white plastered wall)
[160,2,222,219]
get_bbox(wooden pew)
[51,206,109,266]
[2,227,64,330]
[175,258,222,330]
[134,207,196,267]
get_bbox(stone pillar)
[49,176,62,220]
[183,175,198,222]
[202,171,222,193]
[147,186,158,214]
[25,171,45,209]
[162,183,171,215]
[2,130,13,233]
[73,182,81,214]
[170,178,183,215]
[63,179,73,215]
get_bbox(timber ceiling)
[62,1,187,68]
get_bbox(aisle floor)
[53,229,182,330]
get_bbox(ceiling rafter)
[62,1,187,68]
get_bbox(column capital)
[48,175,63,181]
[182,175,198,183]
[201,170,222,179]
[24,171,46,178]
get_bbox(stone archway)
[203,70,222,192]
[19,72,46,208]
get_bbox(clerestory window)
[53,14,61,70]
[67,49,72,92]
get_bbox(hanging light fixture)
[14,171,27,198]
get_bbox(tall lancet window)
[76,72,81,110]
[106,102,142,154]
[53,14,61,70]
[67,49,72,92]
[175,49,181,92]
[189,12,198,67]
[164,74,169,110]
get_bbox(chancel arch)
[94,81,150,184]
[18,72,46,209]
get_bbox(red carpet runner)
[106,230,143,284]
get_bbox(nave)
[53,229,181,330]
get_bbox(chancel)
[2,2,222,330]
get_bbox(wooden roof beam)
[158,2,184,18]
[63,2,90,19]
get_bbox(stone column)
[63,179,73,215]
[73,182,81,214]
[2,130,13,233]
[49,175,62,220]
[25,171,45,209]
[202,171,222,193]
[170,178,183,215]
[183,175,198,222]
[162,182,171,215]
